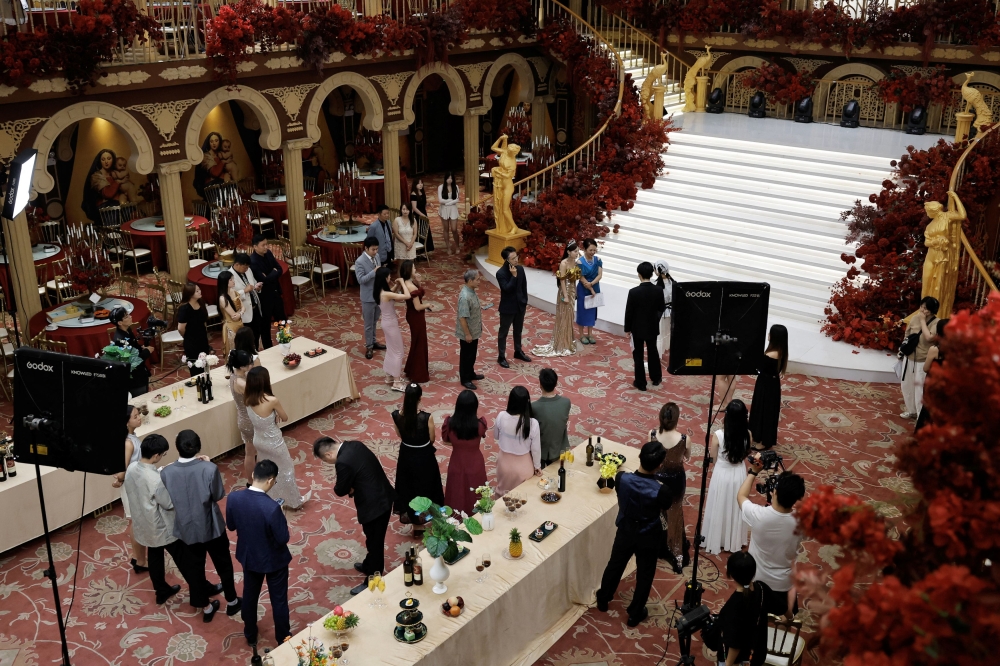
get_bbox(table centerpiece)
[211,205,252,264]
[597,453,624,493]
[408,497,483,594]
[63,224,115,300]
[277,320,294,355]
[472,484,496,531]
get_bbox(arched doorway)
[410,74,464,176]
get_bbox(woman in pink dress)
[493,386,541,495]
[442,390,488,515]
[374,266,411,392]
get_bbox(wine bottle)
[0,451,7,483]
[403,548,413,586]
[586,437,594,466]
[201,376,209,404]
[595,436,603,457]
[5,450,14,478]
[206,373,214,402]
[558,458,566,492]
[196,376,204,402]
[413,548,423,586]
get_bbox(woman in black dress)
[175,282,210,375]
[409,178,433,252]
[392,383,444,525]
[748,324,788,450]
[110,307,153,396]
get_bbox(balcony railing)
[951,123,1000,311]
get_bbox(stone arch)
[305,72,384,144]
[481,53,536,110]
[822,62,887,83]
[951,69,1000,91]
[30,102,155,195]
[400,62,467,125]
[712,55,768,90]
[184,87,281,167]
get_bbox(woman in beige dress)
[217,271,244,358]
[393,203,417,262]
[650,402,690,574]
[533,240,580,357]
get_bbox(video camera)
[136,315,168,346]
[750,449,785,504]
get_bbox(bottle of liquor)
[206,373,214,402]
[412,548,423,586]
[586,437,594,466]
[5,450,14,478]
[0,449,7,483]
[196,376,204,402]
[202,376,209,404]
[595,436,603,457]
[558,458,566,492]
[403,548,413,587]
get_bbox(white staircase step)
[654,169,865,208]
[648,177,855,217]
[666,142,889,183]
[669,132,893,170]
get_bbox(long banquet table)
[269,439,635,666]
[0,337,358,554]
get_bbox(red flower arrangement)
[741,61,815,106]
[64,224,116,294]
[876,66,956,113]
[799,294,1000,664]
[211,206,252,252]
[205,3,257,84]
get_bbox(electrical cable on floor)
[63,472,87,626]
[655,605,680,666]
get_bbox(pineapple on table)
[509,528,522,558]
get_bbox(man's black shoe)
[596,597,609,613]
[372,342,387,350]
[155,585,181,605]
[461,381,477,390]
[497,358,510,368]
[473,373,485,380]
[513,351,532,362]
[350,581,369,596]
[627,606,649,627]
[354,562,366,574]
[632,381,647,392]
[207,582,224,597]
[652,380,662,386]
[226,597,243,616]
[365,348,374,359]
[202,599,221,623]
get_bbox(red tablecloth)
[122,216,210,269]
[29,296,152,359]
[0,245,65,299]
[251,192,314,232]
[307,230,369,287]
[187,260,295,317]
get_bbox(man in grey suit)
[356,236,385,359]
[366,204,394,265]
[160,430,241,622]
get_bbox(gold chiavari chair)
[192,200,212,219]
[166,278,186,323]
[187,230,207,268]
[120,228,153,276]
[289,246,316,305]
[193,224,216,260]
[309,244,340,296]
[38,338,68,354]
[414,215,431,265]
[37,219,63,244]
[147,284,182,370]
[237,176,255,198]
[270,238,291,263]
[99,205,125,228]
[119,201,140,222]
[302,176,316,194]
[341,242,363,292]
[247,200,275,237]
[44,259,80,304]
[115,275,141,299]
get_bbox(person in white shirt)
[738,460,805,618]
[493,386,541,495]
[437,171,461,254]
[232,252,264,347]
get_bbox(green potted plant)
[408,497,482,594]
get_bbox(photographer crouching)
[110,307,165,397]
[738,451,805,618]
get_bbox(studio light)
[907,105,927,135]
[840,100,860,128]
[748,91,766,118]
[794,96,813,123]
[706,87,724,114]
[2,148,37,220]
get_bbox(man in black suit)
[496,246,531,368]
[313,437,395,595]
[249,234,285,349]
[624,262,666,391]
[226,460,292,646]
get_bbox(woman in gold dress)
[533,240,581,357]
[922,190,966,318]
[490,134,521,235]
[217,270,245,358]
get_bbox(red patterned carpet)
[0,178,914,665]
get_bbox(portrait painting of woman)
[193,131,239,198]
[82,148,136,224]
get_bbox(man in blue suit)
[226,460,292,646]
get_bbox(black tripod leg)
[34,455,72,665]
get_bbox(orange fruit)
[449,605,461,617]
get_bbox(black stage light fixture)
[906,105,927,135]
[840,100,860,128]
[748,91,766,118]
[794,96,813,123]
[706,87,725,113]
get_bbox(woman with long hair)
[393,202,418,262]
[176,282,210,375]
[374,265,411,391]
[437,171,461,254]
[493,386,541,495]
[233,326,262,368]
[442,390,488,515]
[216,271,244,358]
[749,324,788,450]
[245,367,309,508]
[409,178,428,219]
[717,551,771,666]
[576,239,603,345]
[391,383,444,525]
[534,240,581,357]
[654,260,674,358]
[111,405,147,573]
[227,350,258,485]
[650,402,690,574]
[701,399,752,555]
[400,260,432,383]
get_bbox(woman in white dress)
[393,203,417,262]
[654,260,674,358]
[701,399,751,555]
[227,349,257,486]
[111,405,147,573]
[244,366,310,509]
[437,171,461,254]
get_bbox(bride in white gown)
[701,399,751,555]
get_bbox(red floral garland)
[741,61,815,106]
[876,65,956,113]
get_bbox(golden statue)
[682,46,712,113]
[641,53,670,120]
[961,72,993,132]
[490,134,521,235]
[921,190,967,319]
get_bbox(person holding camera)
[716,551,771,666]
[110,306,154,396]
[739,457,805,617]
[899,296,939,419]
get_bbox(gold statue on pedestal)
[961,72,994,132]
[921,190,967,319]
[682,46,712,113]
[641,53,670,119]
[490,134,521,235]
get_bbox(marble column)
[282,138,313,249]
[531,98,547,145]
[382,123,407,211]
[464,109,487,213]
[159,161,191,282]
[2,210,43,334]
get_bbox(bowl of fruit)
[441,596,465,617]
[154,406,171,418]
[282,353,301,369]
[323,606,359,637]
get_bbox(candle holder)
[63,225,115,299]
[333,164,368,224]
[211,205,252,259]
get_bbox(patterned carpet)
[0,176,915,666]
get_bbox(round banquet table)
[187,260,296,317]
[0,243,65,297]
[308,227,368,286]
[122,215,210,269]
[251,191,314,227]
[29,296,152,359]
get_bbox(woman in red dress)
[441,390,488,516]
[400,260,431,383]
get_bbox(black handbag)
[899,317,935,357]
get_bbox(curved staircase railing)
[951,123,1000,310]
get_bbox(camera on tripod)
[750,449,785,504]
[136,315,168,345]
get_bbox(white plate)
[501,549,524,561]
[45,323,58,331]
[50,299,134,329]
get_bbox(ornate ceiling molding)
[262,84,320,123]
[126,100,199,143]
[370,72,413,109]
[456,63,492,93]
[0,118,46,163]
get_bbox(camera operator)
[110,307,155,396]
[738,455,805,618]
